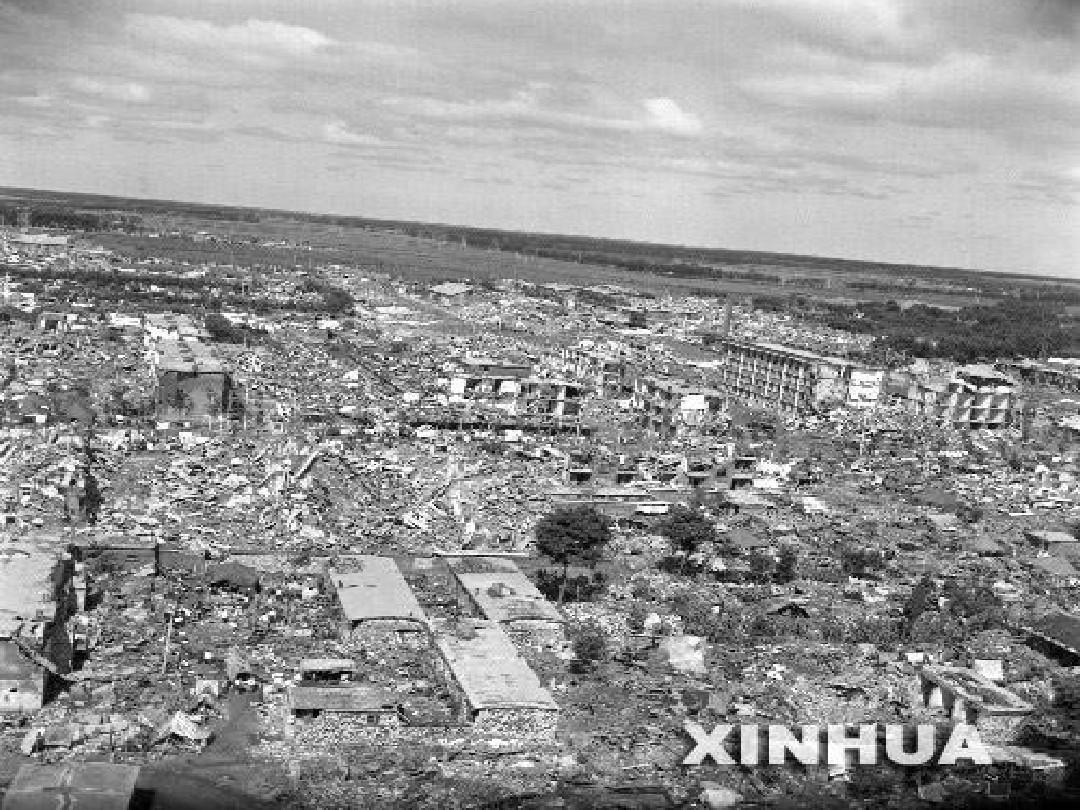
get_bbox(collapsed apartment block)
[631,376,726,437]
[329,555,428,644]
[448,357,587,420]
[518,378,586,418]
[566,345,635,397]
[903,364,1018,429]
[432,618,559,744]
[448,357,533,412]
[711,338,884,414]
[0,540,76,713]
[447,556,565,647]
[916,665,1032,745]
[1001,358,1080,393]
[153,341,233,419]
[1023,612,1080,666]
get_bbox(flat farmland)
[94,219,990,308]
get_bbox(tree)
[205,312,242,342]
[840,544,884,578]
[569,622,607,671]
[534,505,611,605]
[657,504,716,574]
[902,575,935,637]
[956,501,984,524]
[775,545,798,584]
[942,578,1002,631]
[748,551,776,584]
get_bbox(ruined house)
[432,619,558,744]
[447,556,565,647]
[0,541,76,714]
[329,555,428,644]
[2,763,142,810]
[917,665,1032,745]
[1024,612,1080,666]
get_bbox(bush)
[630,578,654,600]
[626,601,650,633]
[570,622,608,670]
[534,568,605,603]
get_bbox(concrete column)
[927,685,944,709]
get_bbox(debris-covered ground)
[3,228,1080,809]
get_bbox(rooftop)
[449,558,564,624]
[717,338,873,370]
[0,541,63,634]
[432,619,558,712]
[1029,612,1080,654]
[329,556,427,624]
[921,665,1032,715]
[3,763,139,810]
[289,684,397,713]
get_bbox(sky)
[0,0,1077,277]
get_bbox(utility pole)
[161,608,174,675]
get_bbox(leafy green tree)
[534,505,611,605]
[657,504,716,574]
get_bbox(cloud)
[383,85,704,139]
[0,0,1076,275]
[643,98,702,136]
[739,48,1080,148]
[124,15,335,58]
[71,77,151,104]
[322,121,384,147]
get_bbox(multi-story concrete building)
[712,339,883,414]
[0,540,77,714]
[154,342,232,419]
[906,364,1017,429]
[631,376,726,436]
[448,357,588,420]
[1000,358,1080,393]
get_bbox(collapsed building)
[903,364,1018,430]
[329,555,428,644]
[432,618,559,744]
[153,341,232,419]
[448,357,587,419]
[289,683,402,729]
[916,665,1033,745]
[447,556,565,647]
[2,762,141,810]
[0,539,77,713]
[631,376,726,437]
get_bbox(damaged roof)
[0,541,64,634]
[449,557,564,624]
[329,555,427,624]
[3,762,139,810]
[432,619,558,712]
[289,685,398,713]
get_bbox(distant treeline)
[804,298,1076,363]
[4,186,1075,296]
[0,204,135,232]
[4,186,1075,306]
[4,264,353,315]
